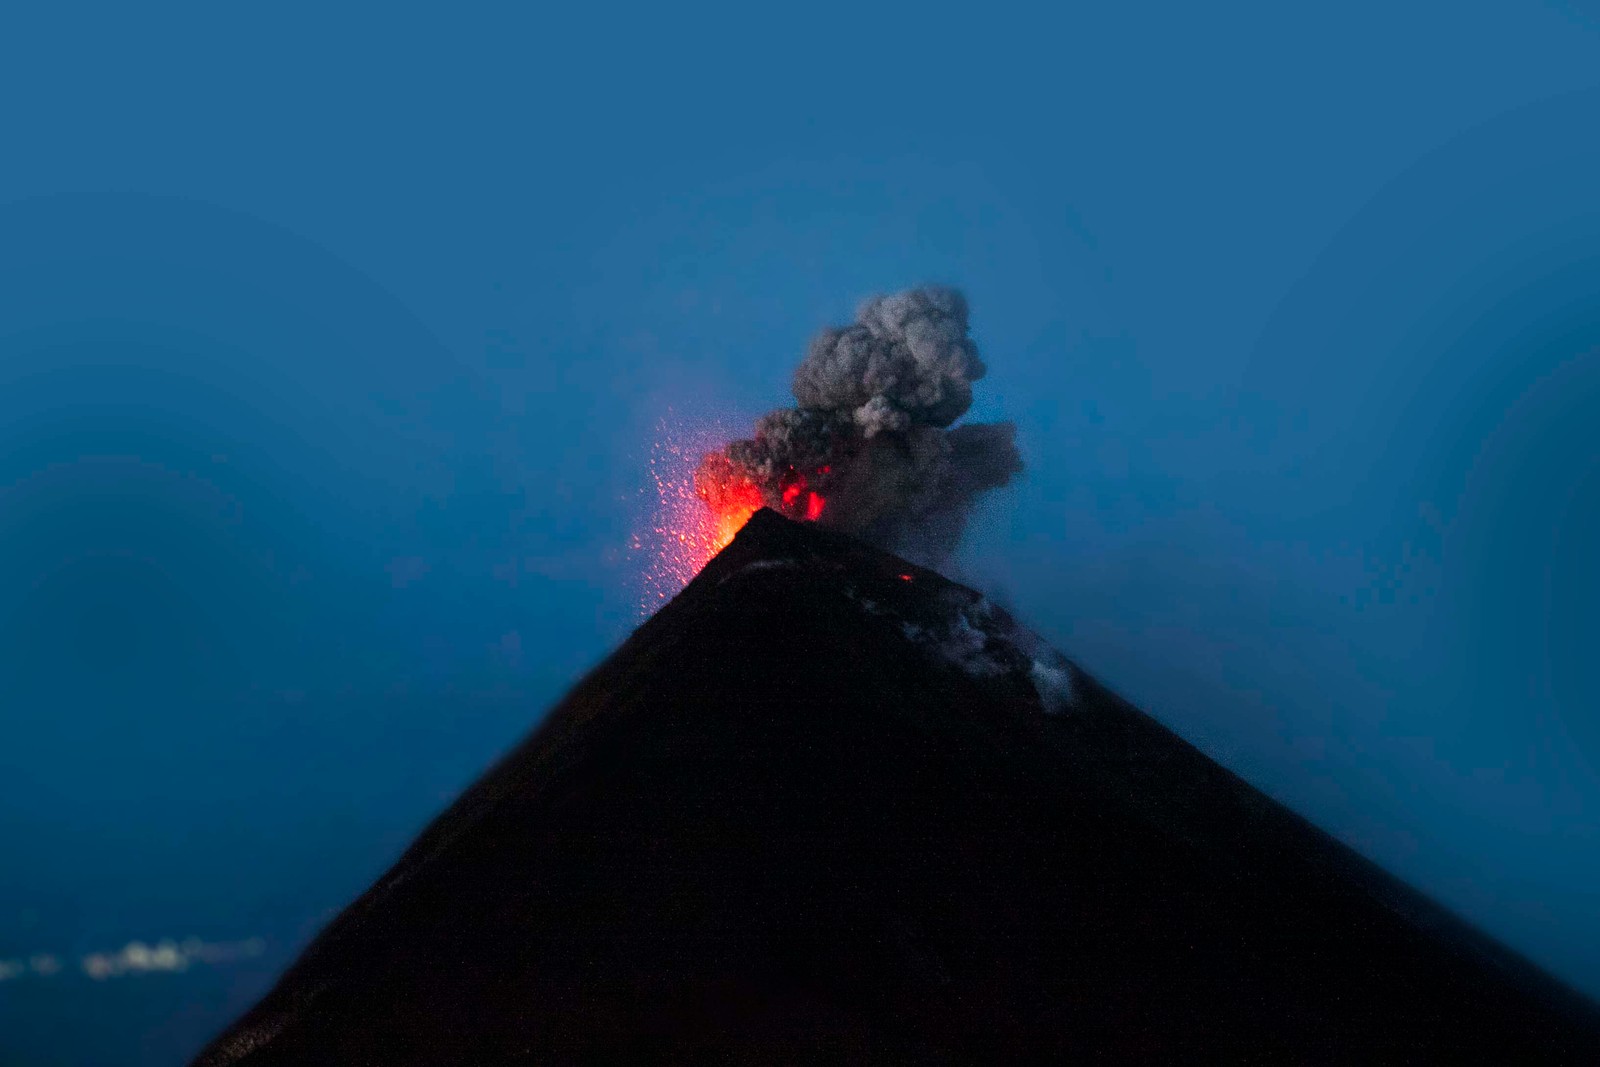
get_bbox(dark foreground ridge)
[197,510,1600,1064]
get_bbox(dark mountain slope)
[196,509,1600,1063]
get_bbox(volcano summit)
[197,510,1600,1064]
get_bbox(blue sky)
[2,4,1599,1062]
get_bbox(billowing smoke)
[695,287,1022,565]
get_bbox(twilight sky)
[2,4,1599,1063]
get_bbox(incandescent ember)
[693,287,1022,568]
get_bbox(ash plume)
[696,287,1022,565]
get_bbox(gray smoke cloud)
[696,287,1022,565]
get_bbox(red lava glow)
[709,482,765,553]
[635,416,763,613]
[778,468,828,523]
[898,573,914,582]
[635,417,831,615]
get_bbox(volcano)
[197,510,1600,1064]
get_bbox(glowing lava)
[636,418,765,614]
[706,481,765,555]
[636,417,832,616]
[775,468,828,524]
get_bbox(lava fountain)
[636,286,1021,613]
[635,416,769,613]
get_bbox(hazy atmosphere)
[3,4,1599,1062]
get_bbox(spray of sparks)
[634,416,763,615]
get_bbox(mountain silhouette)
[195,509,1600,1063]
